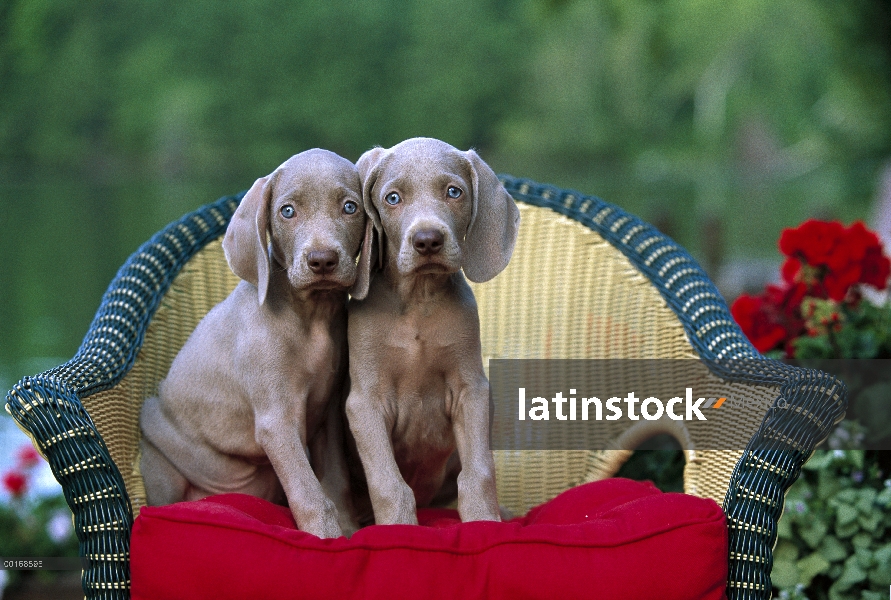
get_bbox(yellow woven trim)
[41,427,96,449]
[59,455,105,476]
[727,515,769,536]
[729,552,768,564]
[82,521,127,533]
[86,553,129,562]
[86,580,131,590]
[72,487,122,505]
[727,582,767,591]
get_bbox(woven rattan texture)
[472,205,769,513]
[4,178,846,600]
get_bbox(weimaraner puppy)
[139,149,372,538]
[346,137,520,525]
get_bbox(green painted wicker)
[5,178,846,599]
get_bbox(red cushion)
[131,478,727,600]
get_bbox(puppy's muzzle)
[412,229,444,257]
[307,250,340,275]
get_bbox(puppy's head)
[356,137,520,283]
[223,149,372,303]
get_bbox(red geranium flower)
[2,470,28,498]
[738,219,891,358]
[16,445,42,469]
[823,265,862,301]
[860,243,891,290]
[730,293,787,353]
[764,281,807,319]
[780,257,801,284]
[833,222,873,266]
[779,219,844,266]
[778,219,890,301]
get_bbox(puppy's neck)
[380,263,455,306]
[265,272,347,324]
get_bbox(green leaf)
[820,535,850,563]
[801,518,829,548]
[861,592,886,600]
[819,470,844,499]
[797,552,831,587]
[874,542,891,566]
[771,559,800,589]
[827,585,855,600]
[805,451,833,470]
[836,520,861,538]
[857,511,882,533]
[851,533,872,549]
[775,540,800,562]
[868,560,891,587]
[777,513,794,539]
[855,489,877,514]
[836,489,860,505]
[837,504,859,527]
[855,546,876,569]
[835,556,868,591]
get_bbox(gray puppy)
[139,149,372,538]
[345,137,520,525]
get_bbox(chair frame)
[5,177,846,599]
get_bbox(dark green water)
[0,178,246,390]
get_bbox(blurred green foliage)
[0,493,79,589]
[1,0,890,379]
[774,447,891,599]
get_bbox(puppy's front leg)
[256,407,342,538]
[310,398,360,536]
[345,390,418,525]
[452,378,501,522]
[139,436,189,506]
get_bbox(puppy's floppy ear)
[223,174,275,304]
[462,149,521,283]
[356,146,387,270]
[349,217,375,300]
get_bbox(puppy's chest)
[385,312,464,366]
[383,317,465,429]
[283,323,345,394]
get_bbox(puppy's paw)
[297,499,344,539]
[498,504,514,521]
[338,513,362,538]
[375,481,418,526]
[457,470,501,522]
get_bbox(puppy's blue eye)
[343,201,358,215]
[447,186,463,199]
[385,192,401,205]
[281,205,295,218]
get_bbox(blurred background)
[1,0,890,401]
[0,2,889,595]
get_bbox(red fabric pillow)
[131,478,727,600]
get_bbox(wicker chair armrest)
[5,193,242,600]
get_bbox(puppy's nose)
[412,230,444,256]
[307,250,339,274]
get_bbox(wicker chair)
[5,175,846,599]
